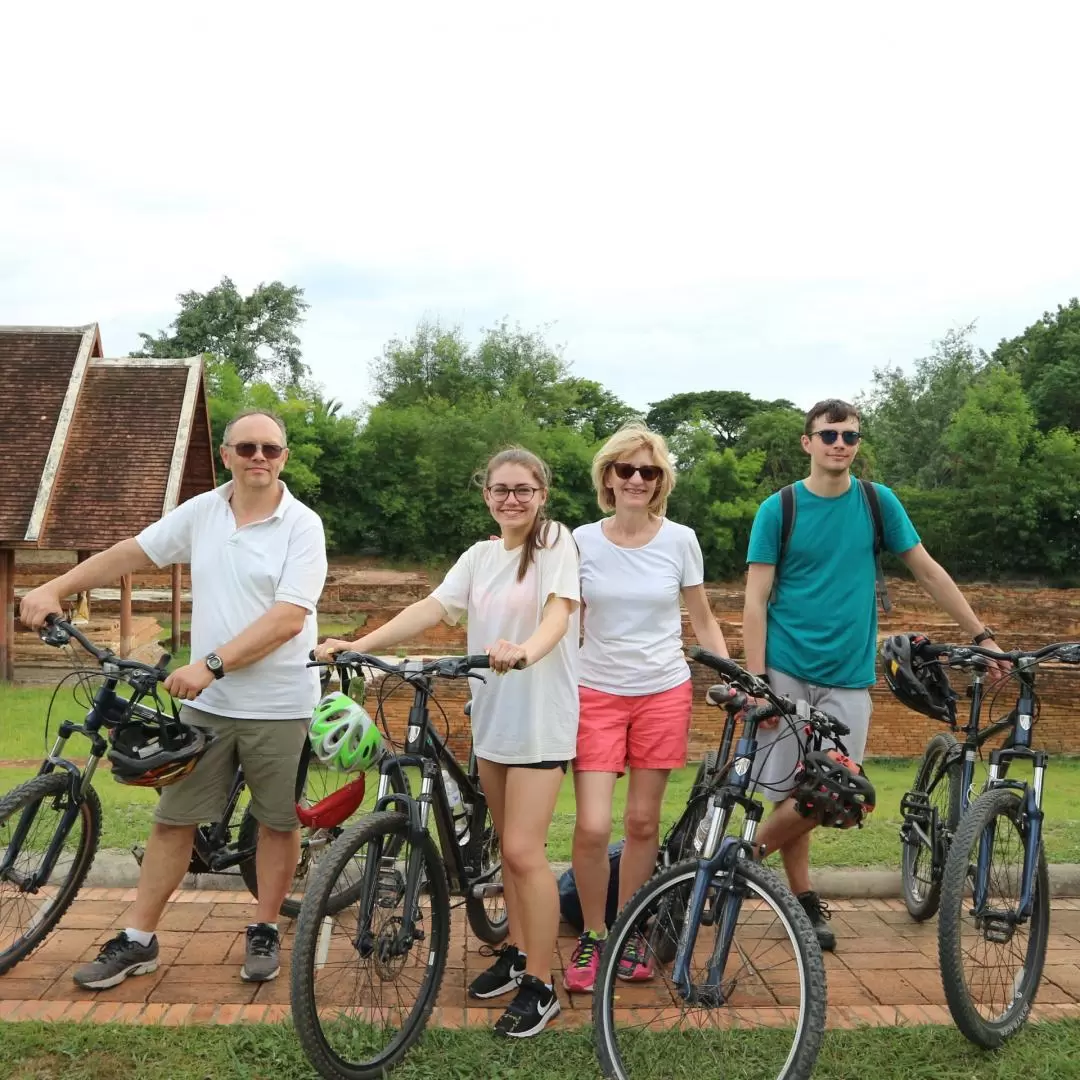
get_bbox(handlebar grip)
[745,703,781,724]
[462,655,526,670]
[687,645,744,681]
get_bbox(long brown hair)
[483,447,561,582]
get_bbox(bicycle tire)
[593,857,826,1080]
[238,765,411,918]
[464,801,508,944]
[290,811,450,1080]
[0,772,102,974]
[938,786,1050,1048]
[901,731,961,921]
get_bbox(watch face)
[206,654,222,671]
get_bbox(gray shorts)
[748,668,873,803]
[154,706,309,832]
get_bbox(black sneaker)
[797,891,836,952]
[73,932,159,990]
[468,943,526,999]
[241,923,281,982]
[493,973,560,1038]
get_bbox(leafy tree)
[134,275,309,387]
[993,298,1080,433]
[738,408,807,492]
[646,390,796,448]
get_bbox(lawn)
[1,1019,1079,1080]
[5,668,1080,866]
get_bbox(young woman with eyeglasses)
[316,447,579,1039]
[562,422,730,994]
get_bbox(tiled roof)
[0,325,216,549]
[0,326,100,543]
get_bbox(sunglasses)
[811,430,862,447]
[612,462,663,482]
[225,442,287,460]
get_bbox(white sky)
[3,1,1078,415]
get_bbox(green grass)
[5,674,1080,865]
[2,1019,1079,1079]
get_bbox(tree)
[993,298,1080,433]
[134,275,309,387]
[738,408,807,492]
[645,390,796,448]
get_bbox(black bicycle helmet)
[107,706,215,788]
[881,632,957,724]
[793,750,876,829]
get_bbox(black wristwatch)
[972,627,996,646]
[204,653,226,680]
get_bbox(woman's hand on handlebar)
[486,639,528,674]
[313,637,357,663]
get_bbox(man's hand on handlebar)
[19,588,65,631]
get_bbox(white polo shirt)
[136,481,328,720]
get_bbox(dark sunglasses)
[811,430,862,447]
[612,462,663,482]
[225,442,286,460]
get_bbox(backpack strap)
[857,478,892,613]
[769,484,797,603]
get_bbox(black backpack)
[774,479,892,614]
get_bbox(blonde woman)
[318,447,579,1038]
[565,422,729,993]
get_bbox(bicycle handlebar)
[912,637,1080,668]
[40,614,172,681]
[307,650,525,679]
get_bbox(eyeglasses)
[486,485,541,503]
[612,462,663,482]
[810,430,862,447]
[225,442,287,460]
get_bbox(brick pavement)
[3,890,1080,1028]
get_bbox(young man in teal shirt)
[742,398,1002,950]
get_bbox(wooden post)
[75,550,92,623]
[120,573,132,657]
[171,563,182,654]
[0,548,14,682]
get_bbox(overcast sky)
[3,2,1078,416]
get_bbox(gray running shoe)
[73,932,159,990]
[241,923,281,982]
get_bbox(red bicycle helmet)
[108,705,215,789]
[881,632,957,724]
[793,750,876,829]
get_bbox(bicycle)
[894,640,1017,921]
[921,638,1079,1048]
[290,650,513,1080]
[0,617,402,976]
[592,646,863,1080]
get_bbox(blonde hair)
[591,421,676,516]
[482,446,562,582]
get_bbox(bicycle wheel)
[291,811,450,1080]
[464,801,508,944]
[239,762,411,918]
[901,731,961,921]
[938,786,1050,1048]
[593,857,825,1080]
[0,772,102,974]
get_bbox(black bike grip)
[687,645,744,680]
[463,655,526,670]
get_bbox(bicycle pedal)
[981,916,1015,945]
[900,791,932,825]
[131,845,145,866]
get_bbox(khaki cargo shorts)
[154,706,309,832]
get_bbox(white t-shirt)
[574,517,704,696]
[136,481,328,720]
[432,524,580,764]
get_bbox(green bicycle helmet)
[308,692,383,772]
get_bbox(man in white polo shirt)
[20,409,327,988]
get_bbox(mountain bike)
[0,617,401,976]
[897,648,1017,921]
[926,638,1080,1048]
[290,650,512,1080]
[592,646,859,1080]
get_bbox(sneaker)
[493,973,561,1038]
[797,891,836,952]
[241,923,281,982]
[73,932,159,990]
[564,930,604,993]
[616,931,654,981]
[468,943,526,999]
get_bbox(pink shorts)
[574,680,694,773]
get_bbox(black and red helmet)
[881,632,957,724]
[107,705,215,789]
[793,750,876,829]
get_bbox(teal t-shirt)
[746,479,921,688]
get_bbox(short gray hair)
[222,409,288,447]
